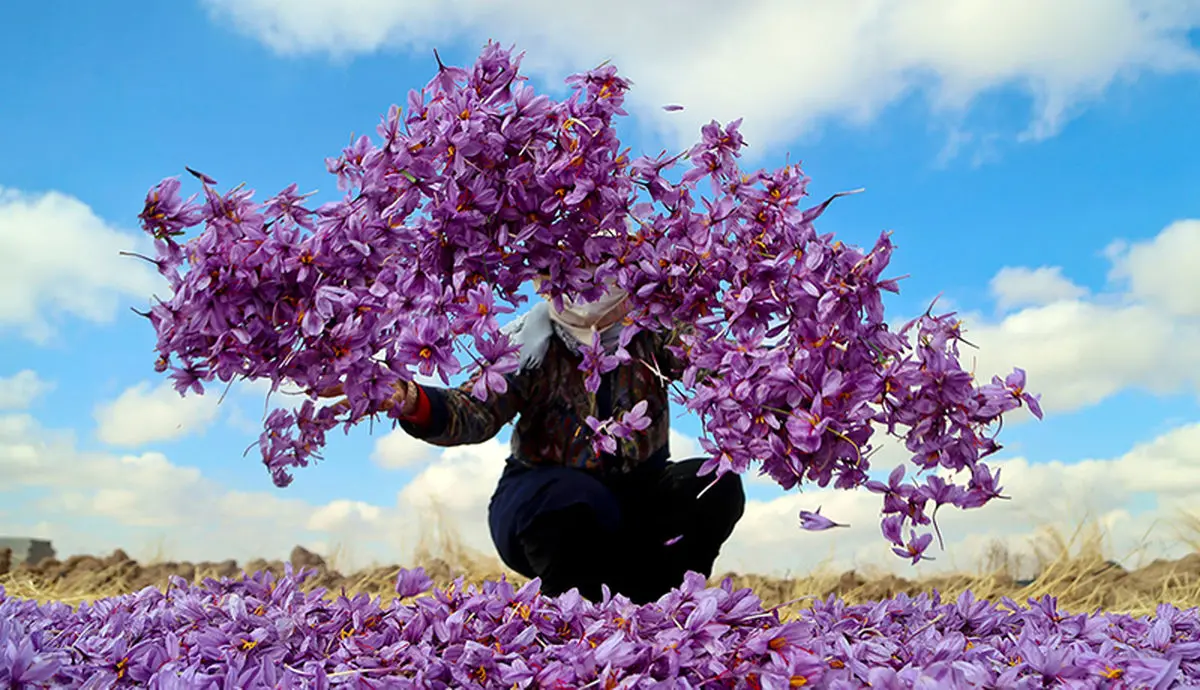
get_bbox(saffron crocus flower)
[799,506,848,531]
[429,48,470,94]
[395,567,434,598]
[394,317,460,383]
[880,513,905,547]
[1003,367,1044,419]
[469,333,520,400]
[1,637,60,686]
[611,400,651,438]
[471,362,512,401]
[462,285,514,337]
[893,531,934,564]
[577,334,622,394]
[139,177,201,238]
[585,416,618,455]
[785,409,830,454]
[263,183,317,231]
[865,464,915,515]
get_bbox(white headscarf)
[503,275,630,371]
[546,277,630,345]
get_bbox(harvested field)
[5,518,1200,619]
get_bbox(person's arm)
[399,366,537,447]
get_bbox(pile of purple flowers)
[4,568,1198,688]
[132,42,1040,562]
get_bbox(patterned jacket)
[400,327,688,476]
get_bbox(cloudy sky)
[2,1,1199,580]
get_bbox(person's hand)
[384,379,421,417]
[317,380,421,418]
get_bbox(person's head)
[534,222,638,334]
[534,262,629,335]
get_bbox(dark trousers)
[487,457,746,604]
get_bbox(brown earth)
[4,521,1200,618]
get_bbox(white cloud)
[94,381,223,447]
[373,427,441,469]
[0,188,160,343]
[953,218,1200,415]
[0,399,692,573]
[0,409,385,567]
[5,415,224,531]
[719,422,1200,579]
[966,299,1196,414]
[307,499,385,532]
[990,266,1088,312]
[0,402,510,570]
[669,428,700,460]
[0,370,54,410]
[200,0,1200,156]
[1107,219,1200,318]
[400,440,508,516]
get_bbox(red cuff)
[399,385,432,425]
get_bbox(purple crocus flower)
[585,416,619,455]
[395,567,434,598]
[1,637,60,686]
[1003,367,1045,419]
[799,506,849,531]
[394,317,461,383]
[892,531,935,564]
[612,401,651,438]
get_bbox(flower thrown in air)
[799,506,848,531]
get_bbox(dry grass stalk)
[4,515,1200,619]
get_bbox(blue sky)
[2,1,1199,576]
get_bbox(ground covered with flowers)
[3,566,1200,689]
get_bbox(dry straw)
[5,511,1200,619]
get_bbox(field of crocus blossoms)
[4,521,1200,688]
[3,42,1199,688]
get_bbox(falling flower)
[799,506,848,531]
